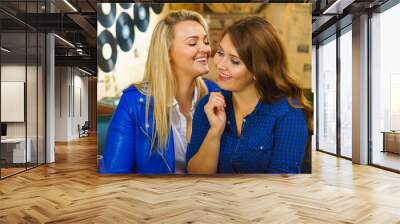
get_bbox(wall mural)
[97,3,165,155]
[97,3,165,109]
[96,3,312,168]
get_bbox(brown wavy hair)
[223,16,313,132]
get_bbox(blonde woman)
[100,10,219,174]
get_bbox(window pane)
[312,45,317,151]
[27,31,38,169]
[371,3,400,171]
[1,30,28,177]
[340,29,352,158]
[318,37,337,154]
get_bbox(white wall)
[55,67,69,141]
[46,33,55,163]
[55,67,89,141]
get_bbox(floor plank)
[1,134,400,223]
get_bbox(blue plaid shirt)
[186,91,308,173]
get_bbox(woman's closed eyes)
[216,49,241,65]
[187,37,210,46]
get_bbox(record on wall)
[98,30,118,73]
[119,3,132,9]
[151,3,164,14]
[116,12,135,52]
[98,4,117,28]
[134,3,150,32]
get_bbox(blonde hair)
[134,10,210,150]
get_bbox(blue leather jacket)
[99,79,219,174]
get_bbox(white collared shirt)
[171,87,198,174]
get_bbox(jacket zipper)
[140,125,173,173]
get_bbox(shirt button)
[260,146,264,150]
[243,119,246,123]
[139,98,144,102]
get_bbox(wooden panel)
[261,4,312,89]
[385,132,400,154]
[169,3,204,12]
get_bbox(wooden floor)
[1,167,26,178]
[1,135,400,223]
[1,163,45,178]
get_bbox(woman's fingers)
[205,92,226,121]
[204,92,227,135]
[211,92,226,106]
[211,98,224,112]
[213,97,225,109]
[209,92,226,110]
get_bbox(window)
[370,2,400,171]
[339,27,352,158]
[317,36,337,154]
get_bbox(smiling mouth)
[218,72,232,81]
[194,57,208,63]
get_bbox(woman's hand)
[187,92,226,174]
[204,92,226,136]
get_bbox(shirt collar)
[172,86,198,112]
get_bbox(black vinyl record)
[134,3,150,32]
[151,3,164,14]
[119,3,132,9]
[98,30,117,73]
[98,4,116,28]
[116,12,135,52]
